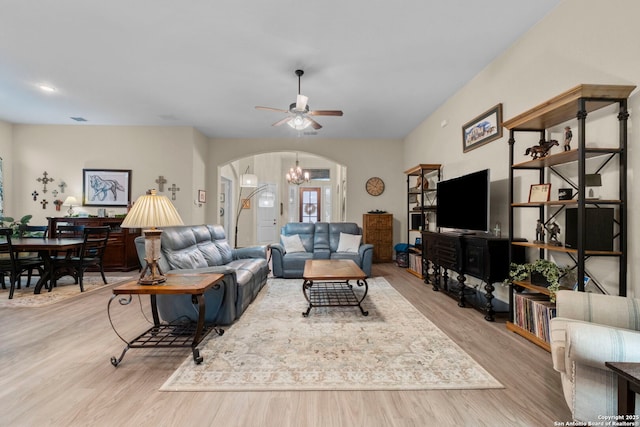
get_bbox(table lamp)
[63,196,79,216]
[120,189,184,285]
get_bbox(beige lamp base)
[138,229,166,285]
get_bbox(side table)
[605,361,640,416]
[108,273,225,366]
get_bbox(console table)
[422,231,523,321]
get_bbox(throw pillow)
[336,232,361,253]
[281,234,306,253]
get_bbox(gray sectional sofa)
[134,224,269,326]
[271,222,373,278]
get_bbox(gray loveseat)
[271,222,373,278]
[134,224,269,326]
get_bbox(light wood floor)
[0,264,571,426]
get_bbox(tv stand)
[422,231,522,321]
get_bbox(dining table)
[11,237,84,294]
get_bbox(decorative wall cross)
[155,176,167,192]
[58,181,67,193]
[52,189,58,197]
[36,171,54,193]
[168,183,180,200]
[40,199,48,209]
[32,190,39,201]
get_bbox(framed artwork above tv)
[462,104,503,153]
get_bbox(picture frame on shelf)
[528,183,551,203]
[82,169,131,207]
[462,103,503,153]
[558,188,573,200]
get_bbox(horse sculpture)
[524,139,559,159]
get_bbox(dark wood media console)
[422,231,524,321]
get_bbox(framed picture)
[462,103,503,153]
[82,169,131,207]
[558,188,573,200]
[528,183,551,203]
[198,190,206,203]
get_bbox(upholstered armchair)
[550,290,640,421]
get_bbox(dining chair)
[17,224,48,288]
[52,224,85,284]
[51,226,110,292]
[0,228,46,299]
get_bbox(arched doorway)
[219,151,346,247]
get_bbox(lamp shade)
[63,196,78,206]
[120,189,184,229]
[240,173,258,188]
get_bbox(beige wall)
[404,0,640,296]
[0,121,13,215]
[8,125,207,225]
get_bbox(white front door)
[257,183,278,245]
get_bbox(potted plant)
[505,259,570,302]
[0,215,33,237]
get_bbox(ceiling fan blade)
[255,106,288,113]
[308,117,323,130]
[308,110,343,116]
[272,116,292,127]
[296,94,308,111]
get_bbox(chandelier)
[286,154,309,185]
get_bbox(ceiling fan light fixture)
[287,114,312,130]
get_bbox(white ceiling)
[0,1,561,140]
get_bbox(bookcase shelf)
[505,84,633,350]
[404,164,441,278]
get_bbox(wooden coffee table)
[108,273,225,366]
[302,259,369,317]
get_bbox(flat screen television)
[436,169,490,233]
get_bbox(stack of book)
[513,293,557,343]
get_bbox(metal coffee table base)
[302,279,369,317]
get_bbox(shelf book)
[512,293,556,344]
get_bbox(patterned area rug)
[161,277,503,391]
[0,275,132,307]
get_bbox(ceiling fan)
[255,69,343,131]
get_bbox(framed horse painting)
[82,169,131,207]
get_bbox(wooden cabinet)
[362,213,393,263]
[47,217,141,272]
[422,231,521,321]
[404,164,441,278]
[504,84,633,350]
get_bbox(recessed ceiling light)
[38,84,56,92]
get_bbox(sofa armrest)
[271,243,285,277]
[554,318,640,372]
[359,243,374,276]
[234,245,267,260]
[556,290,640,330]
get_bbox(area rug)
[160,277,503,391]
[0,275,132,308]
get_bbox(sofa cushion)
[328,223,362,252]
[215,239,234,264]
[336,232,362,253]
[281,234,306,253]
[164,246,209,269]
[281,223,315,252]
[198,241,223,266]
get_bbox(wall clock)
[365,177,385,196]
